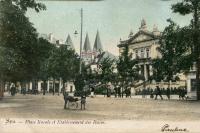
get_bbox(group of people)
[114,87,131,98]
[150,86,187,100]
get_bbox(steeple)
[93,30,103,52]
[128,29,134,38]
[139,18,147,31]
[83,33,91,52]
[65,34,74,49]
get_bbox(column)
[144,64,147,81]
[26,83,29,91]
[29,82,32,90]
[38,81,41,92]
[47,80,50,92]
[149,65,153,76]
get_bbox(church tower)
[65,34,74,50]
[82,33,92,64]
[93,30,103,58]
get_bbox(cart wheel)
[69,102,78,109]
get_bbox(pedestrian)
[118,87,121,98]
[22,88,26,95]
[180,88,187,100]
[178,88,182,100]
[128,88,131,98]
[114,87,117,98]
[125,88,128,98]
[81,91,86,110]
[142,89,147,98]
[90,86,95,98]
[155,86,163,100]
[150,89,154,99]
[10,83,16,96]
[166,87,170,100]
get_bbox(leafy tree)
[0,1,44,81]
[153,19,193,83]
[47,45,79,95]
[171,0,200,100]
[0,0,46,96]
[117,45,140,97]
[37,38,55,95]
[99,57,115,97]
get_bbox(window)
[146,48,150,58]
[141,49,144,58]
[191,79,197,91]
[135,50,139,58]
[70,86,73,93]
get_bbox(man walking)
[155,86,163,100]
[166,87,170,100]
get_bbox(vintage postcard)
[0,0,200,133]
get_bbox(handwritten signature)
[161,124,188,132]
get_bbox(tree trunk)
[43,80,46,95]
[0,80,4,99]
[196,58,200,100]
[53,78,55,95]
[193,4,200,100]
[32,79,36,94]
[62,81,66,96]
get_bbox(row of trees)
[153,0,200,100]
[0,0,80,96]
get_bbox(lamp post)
[80,8,83,74]
[74,8,83,74]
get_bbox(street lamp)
[74,8,83,74]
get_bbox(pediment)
[130,31,155,43]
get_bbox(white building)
[117,19,186,94]
[118,19,161,80]
[186,63,197,100]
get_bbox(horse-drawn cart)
[64,94,86,110]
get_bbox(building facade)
[118,19,161,81]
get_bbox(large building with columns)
[118,19,161,81]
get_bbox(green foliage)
[74,73,85,92]
[37,38,55,81]
[171,0,200,100]
[0,0,46,13]
[99,57,115,84]
[47,45,79,82]
[153,19,194,81]
[0,0,45,82]
[117,45,140,85]
[172,1,193,15]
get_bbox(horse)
[64,94,79,109]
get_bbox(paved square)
[0,94,200,121]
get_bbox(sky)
[26,0,192,56]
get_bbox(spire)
[83,33,91,52]
[139,18,147,31]
[93,30,103,52]
[128,29,134,38]
[65,34,74,49]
